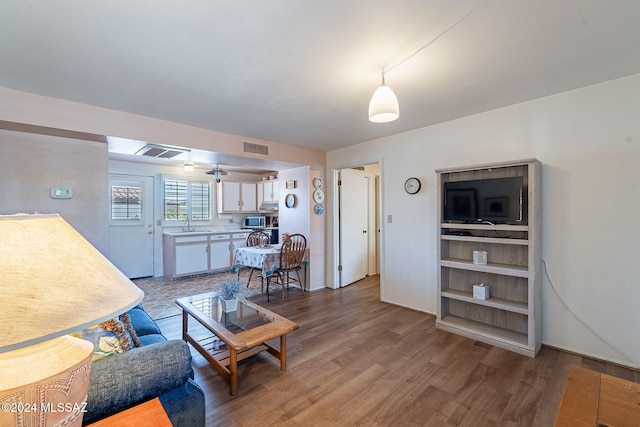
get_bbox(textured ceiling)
[1,1,639,153]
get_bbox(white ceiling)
[1,1,639,153]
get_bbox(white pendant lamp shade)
[368,74,399,123]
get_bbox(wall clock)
[313,189,325,203]
[404,177,421,194]
[313,177,324,189]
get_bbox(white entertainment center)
[436,158,541,357]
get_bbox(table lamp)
[0,214,144,426]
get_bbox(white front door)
[108,174,154,278]
[339,168,369,286]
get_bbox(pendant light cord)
[384,0,488,76]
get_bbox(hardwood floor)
[156,276,639,427]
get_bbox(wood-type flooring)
[155,275,639,427]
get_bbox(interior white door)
[339,168,369,286]
[108,174,154,278]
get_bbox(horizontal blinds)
[164,179,188,220]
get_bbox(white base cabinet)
[209,234,232,271]
[163,231,250,279]
[436,158,541,357]
[175,240,209,276]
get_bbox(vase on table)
[220,296,238,313]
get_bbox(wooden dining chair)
[266,234,306,302]
[245,230,270,292]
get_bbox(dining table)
[232,244,310,287]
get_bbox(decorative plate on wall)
[285,193,296,208]
[314,203,324,215]
[313,177,324,189]
[313,189,325,204]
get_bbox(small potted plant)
[219,277,244,312]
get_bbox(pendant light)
[206,164,229,183]
[368,72,399,123]
[367,0,487,124]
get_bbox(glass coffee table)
[176,292,298,395]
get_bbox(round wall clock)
[404,177,421,194]
[285,193,296,208]
[313,189,325,203]
[313,177,324,189]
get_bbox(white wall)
[0,130,109,253]
[278,166,326,291]
[326,73,640,368]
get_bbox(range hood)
[259,202,278,211]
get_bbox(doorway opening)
[335,162,381,288]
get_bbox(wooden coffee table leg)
[280,335,287,371]
[181,311,188,340]
[229,348,238,395]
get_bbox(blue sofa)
[82,305,205,426]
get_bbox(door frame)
[331,159,384,292]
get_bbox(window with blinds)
[111,184,143,220]
[163,179,211,221]
[191,181,211,220]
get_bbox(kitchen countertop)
[163,229,254,237]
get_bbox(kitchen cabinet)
[168,235,209,277]
[209,234,232,270]
[216,181,258,213]
[257,182,264,209]
[163,231,251,279]
[262,180,279,203]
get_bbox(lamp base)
[0,335,94,427]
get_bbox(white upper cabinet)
[217,181,258,213]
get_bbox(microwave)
[244,216,265,228]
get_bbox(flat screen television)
[443,176,526,224]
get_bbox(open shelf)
[440,258,529,278]
[441,234,529,246]
[441,289,528,315]
[437,315,529,348]
[441,223,529,232]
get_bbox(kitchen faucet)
[182,216,192,232]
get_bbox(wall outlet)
[387,214,392,223]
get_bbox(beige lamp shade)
[0,214,144,352]
[0,336,94,426]
[0,214,144,426]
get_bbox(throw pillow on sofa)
[73,313,142,360]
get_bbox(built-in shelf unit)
[436,159,541,357]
